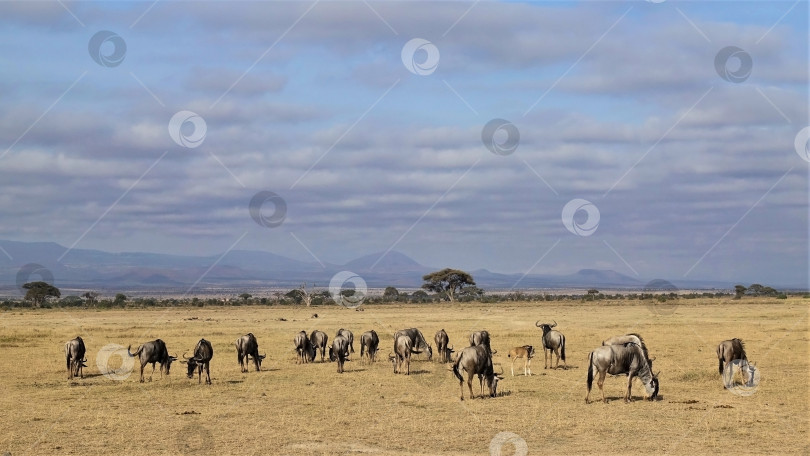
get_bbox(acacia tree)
[23,281,60,307]
[421,268,476,303]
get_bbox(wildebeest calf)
[507,345,535,376]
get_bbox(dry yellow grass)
[0,298,807,455]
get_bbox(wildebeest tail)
[586,351,594,392]
[452,354,464,383]
[560,335,566,362]
[717,344,724,374]
[127,344,141,357]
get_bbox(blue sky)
[0,1,808,287]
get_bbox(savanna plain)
[0,298,807,455]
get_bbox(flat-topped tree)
[23,281,60,307]
[421,268,476,303]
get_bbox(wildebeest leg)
[625,374,634,402]
[140,362,146,383]
[553,348,559,369]
[206,363,211,384]
[467,373,475,400]
[598,371,607,403]
[511,358,515,377]
[545,348,550,369]
[525,358,530,376]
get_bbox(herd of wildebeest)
[63,320,757,403]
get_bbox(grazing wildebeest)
[181,338,214,384]
[336,329,354,354]
[127,339,178,383]
[65,336,87,380]
[603,333,655,387]
[394,328,433,361]
[469,330,495,355]
[717,338,755,387]
[586,342,659,403]
[507,345,535,377]
[434,329,453,363]
[294,331,316,364]
[452,345,503,400]
[329,335,350,373]
[388,334,423,375]
[360,330,379,363]
[235,333,265,373]
[309,330,328,362]
[535,321,566,369]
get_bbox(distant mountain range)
[0,239,737,294]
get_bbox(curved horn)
[551,320,557,328]
[448,345,454,350]
[535,320,542,327]
[495,365,504,376]
[182,351,190,360]
[649,356,656,362]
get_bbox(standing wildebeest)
[469,330,496,355]
[434,329,454,363]
[127,339,178,383]
[181,338,214,384]
[329,335,350,373]
[535,321,566,369]
[586,342,659,403]
[394,328,433,361]
[388,334,423,375]
[603,333,655,388]
[452,345,503,400]
[717,338,756,387]
[294,331,316,364]
[507,345,535,377]
[65,336,87,380]
[360,330,379,363]
[235,333,266,373]
[336,329,354,354]
[309,330,328,362]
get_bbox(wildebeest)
[329,335,350,373]
[336,328,354,354]
[360,330,379,363]
[127,339,178,383]
[717,338,755,387]
[507,345,535,377]
[434,329,454,363]
[469,330,495,355]
[452,345,503,400]
[394,328,433,361]
[603,333,655,388]
[586,342,659,403]
[65,336,87,380]
[388,334,422,375]
[535,321,566,369]
[309,330,328,362]
[294,331,316,364]
[235,333,265,373]
[181,338,214,384]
